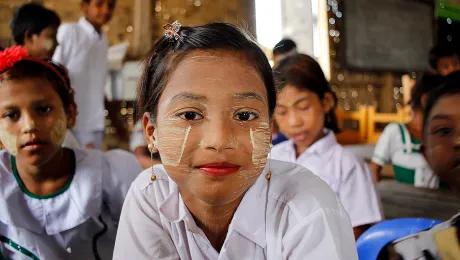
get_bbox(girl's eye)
[37,106,52,115]
[298,106,310,111]
[3,112,18,120]
[434,127,453,137]
[235,111,259,121]
[179,112,203,121]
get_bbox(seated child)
[429,42,460,76]
[371,74,443,188]
[270,54,383,239]
[10,2,80,149]
[130,120,161,168]
[379,71,460,259]
[0,46,141,259]
[113,22,357,259]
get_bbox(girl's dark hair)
[10,3,61,45]
[274,54,340,133]
[409,73,443,110]
[0,60,75,110]
[423,71,460,136]
[428,42,458,70]
[137,23,276,122]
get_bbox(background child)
[371,74,443,188]
[10,3,80,149]
[429,42,460,76]
[130,120,161,168]
[271,54,383,239]
[114,22,357,259]
[53,0,116,149]
[0,46,140,259]
[272,38,297,69]
[10,3,60,59]
[379,71,460,259]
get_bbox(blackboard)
[344,0,433,72]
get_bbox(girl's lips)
[197,162,241,176]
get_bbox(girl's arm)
[370,162,383,183]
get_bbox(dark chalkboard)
[344,0,433,71]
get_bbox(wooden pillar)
[132,0,152,58]
[381,73,395,113]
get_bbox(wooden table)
[377,179,460,221]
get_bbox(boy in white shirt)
[53,0,116,149]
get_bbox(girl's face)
[144,51,271,206]
[424,93,460,195]
[0,78,72,166]
[275,85,333,152]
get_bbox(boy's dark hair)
[10,3,61,45]
[273,38,297,56]
[0,60,75,110]
[138,23,277,121]
[274,54,340,133]
[428,42,458,70]
[423,71,460,136]
[409,73,443,110]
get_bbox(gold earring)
[266,143,273,180]
[148,144,157,181]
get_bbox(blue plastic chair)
[356,218,442,260]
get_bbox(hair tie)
[0,46,72,94]
[163,21,182,41]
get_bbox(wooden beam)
[132,0,152,58]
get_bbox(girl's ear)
[66,103,77,128]
[142,112,156,146]
[323,92,335,113]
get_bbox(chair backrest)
[356,218,442,260]
[367,106,411,144]
[336,106,368,145]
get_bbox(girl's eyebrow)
[168,92,207,105]
[233,91,266,104]
[430,114,451,121]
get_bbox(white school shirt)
[270,130,383,228]
[53,17,108,132]
[0,148,141,260]
[113,160,358,260]
[371,123,439,189]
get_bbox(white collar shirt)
[271,130,383,227]
[53,17,108,131]
[113,160,358,260]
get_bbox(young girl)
[0,46,141,259]
[270,54,383,239]
[113,22,357,259]
[371,74,443,188]
[379,71,460,259]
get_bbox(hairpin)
[163,20,182,40]
[0,46,28,72]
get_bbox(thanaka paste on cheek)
[50,119,67,146]
[42,39,54,52]
[158,125,192,166]
[0,127,18,156]
[250,121,271,166]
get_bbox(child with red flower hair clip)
[0,46,141,259]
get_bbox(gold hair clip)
[163,21,182,41]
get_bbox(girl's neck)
[181,189,246,252]
[15,148,74,196]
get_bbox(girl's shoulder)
[268,159,343,215]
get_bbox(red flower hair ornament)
[0,46,29,72]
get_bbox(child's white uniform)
[271,129,383,228]
[53,17,108,148]
[372,123,440,188]
[113,160,358,259]
[0,148,141,259]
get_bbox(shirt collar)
[78,17,101,38]
[291,129,336,158]
[159,166,269,248]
